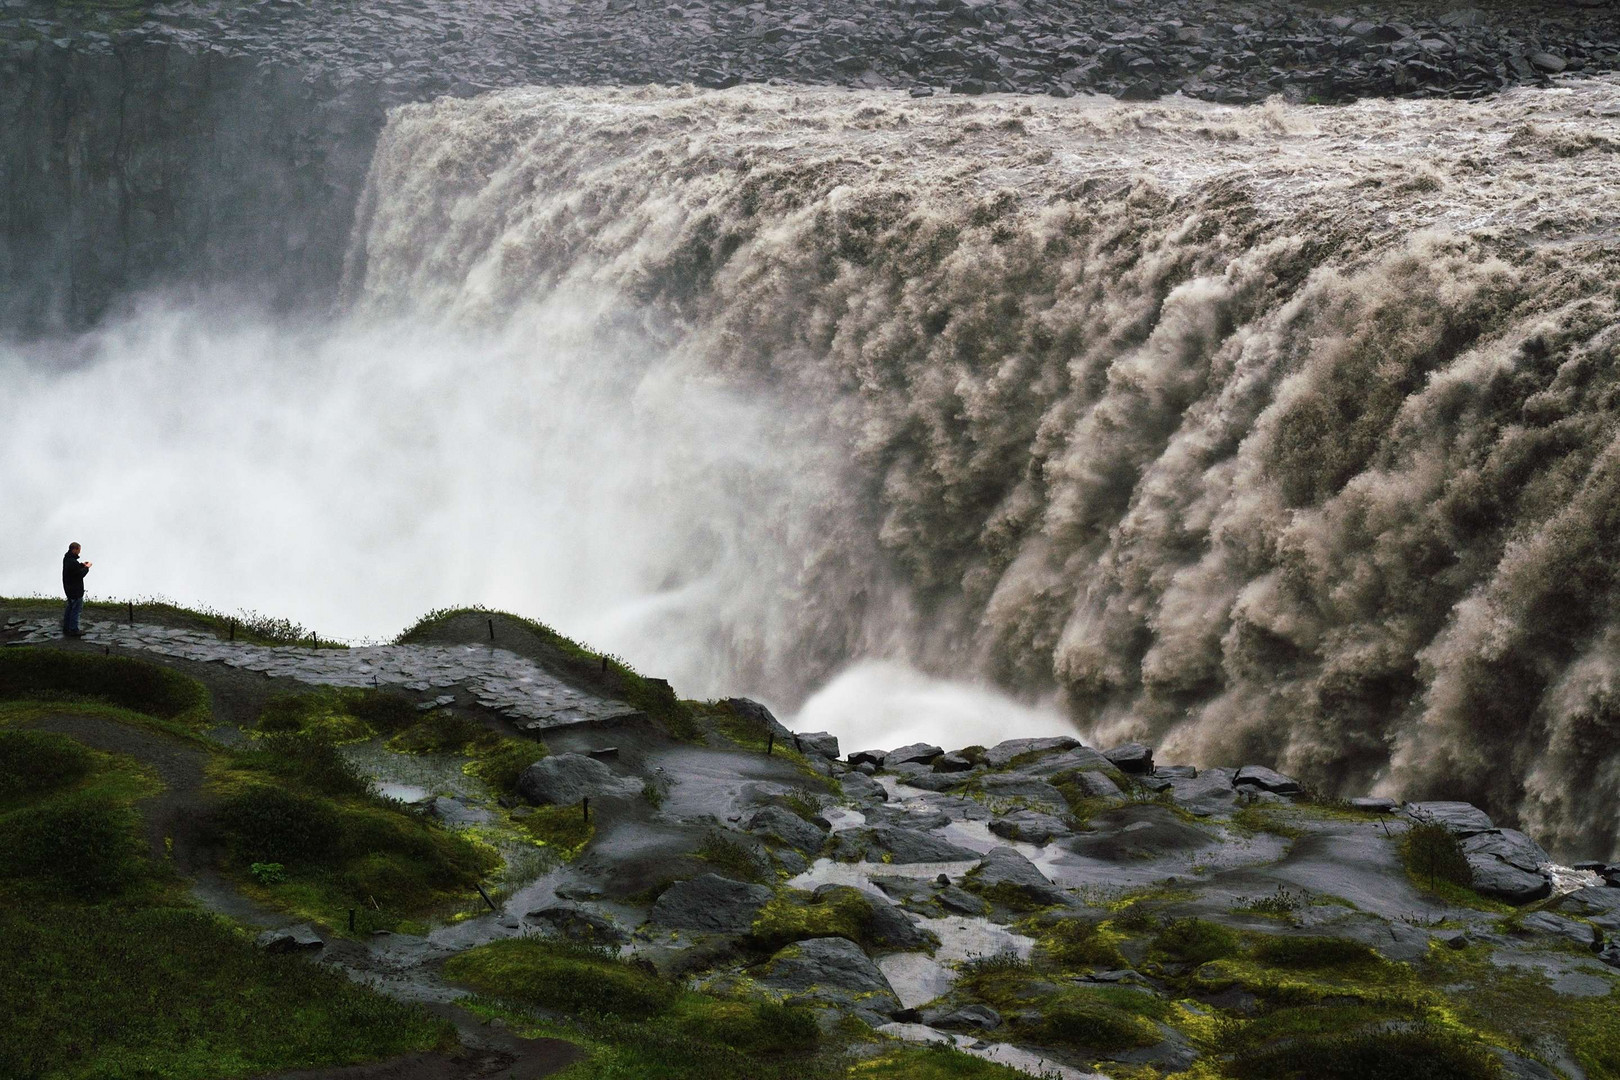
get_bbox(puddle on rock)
[376,782,433,803]
[824,806,866,832]
[344,739,483,800]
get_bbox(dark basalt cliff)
[3,0,1619,334]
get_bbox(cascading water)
[6,80,1620,855]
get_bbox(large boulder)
[1553,886,1620,932]
[724,698,793,741]
[977,775,1068,814]
[1068,770,1125,800]
[517,753,645,806]
[795,732,840,759]
[649,874,773,933]
[744,806,829,853]
[1166,770,1237,817]
[989,809,1071,845]
[1468,856,1551,905]
[839,771,888,803]
[524,902,626,945]
[967,846,1068,907]
[1234,765,1303,796]
[753,937,901,1025]
[832,827,981,864]
[1404,801,1494,836]
[848,749,888,768]
[886,742,944,767]
[1462,829,1549,873]
[983,736,1081,769]
[1104,742,1154,775]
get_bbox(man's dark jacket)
[63,552,89,599]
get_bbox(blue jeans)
[63,597,83,635]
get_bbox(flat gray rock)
[848,750,887,768]
[983,736,1081,769]
[927,1003,1002,1030]
[1404,801,1495,836]
[988,809,1071,845]
[937,885,990,916]
[524,902,626,945]
[1234,765,1302,796]
[886,742,944,766]
[1104,742,1154,774]
[744,805,829,853]
[1519,911,1596,948]
[256,924,323,953]
[1468,855,1551,905]
[977,774,1067,813]
[968,846,1068,906]
[430,796,495,826]
[832,827,981,864]
[1018,745,1116,777]
[796,732,840,759]
[1350,797,1398,812]
[649,874,773,932]
[1070,769,1125,800]
[1167,770,1237,817]
[840,771,888,803]
[517,753,645,806]
[933,752,978,773]
[1554,886,1620,931]
[1463,829,1550,873]
[754,937,901,1024]
[1154,765,1197,779]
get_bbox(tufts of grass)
[516,804,595,858]
[1018,991,1163,1052]
[1228,1022,1504,1080]
[208,735,499,931]
[0,727,95,807]
[468,737,550,795]
[748,887,880,953]
[1401,822,1475,895]
[1030,915,1128,971]
[447,937,824,1079]
[849,1043,1041,1079]
[1235,885,1306,919]
[1150,918,1243,966]
[387,711,502,756]
[1251,936,1381,970]
[697,828,770,883]
[0,649,210,727]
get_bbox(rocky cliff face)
[0,37,383,334]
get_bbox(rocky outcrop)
[648,874,773,933]
[517,753,645,806]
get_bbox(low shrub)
[387,712,500,756]
[674,999,820,1055]
[1402,823,1474,893]
[1035,916,1127,970]
[466,738,548,795]
[1251,935,1381,969]
[445,937,676,1020]
[697,828,769,883]
[0,796,147,899]
[0,728,94,806]
[0,649,209,724]
[1022,995,1161,1051]
[747,887,876,952]
[1150,918,1243,965]
[517,804,594,857]
[1230,1023,1504,1080]
[235,732,373,799]
[213,785,344,864]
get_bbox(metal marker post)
[582,797,590,824]
[488,618,495,641]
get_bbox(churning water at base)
[6,79,1620,855]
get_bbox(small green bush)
[1150,919,1243,965]
[213,785,343,864]
[1251,935,1380,969]
[0,649,209,724]
[1036,917,1127,970]
[1402,823,1474,892]
[467,739,549,794]
[444,937,676,1019]
[697,829,768,883]
[250,862,287,886]
[1024,997,1161,1051]
[238,732,373,799]
[677,1000,821,1054]
[0,729,94,806]
[0,796,147,899]
[387,712,499,755]
[1230,1023,1504,1080]
[747,887,877,952]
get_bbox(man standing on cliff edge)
[62,542,91,638]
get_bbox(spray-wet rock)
[649,874,774,933]
[516,754,645,806]
[1234,765,1303,796]
[752,936,902,1024]
[832,827,981,864]
[982,736,1081,769]
[967,846,1069,907]
[744,805,829,853]
[1104,743,1154,775]
[1404,801,1495,836]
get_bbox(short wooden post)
[229,618,236,642]
[127,601,134,625]
[767,733,774,756]
[474,882,497,912]
[600,656,608,674]
[348,908,356,933]
[487,618,495,641]
[582,797,590,824]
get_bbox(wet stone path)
[4,618,640,732]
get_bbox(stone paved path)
[3,618,640,732]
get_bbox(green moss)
[1229,1023,1504,1080]
[1231,802,1307,840]
[668,998,820,1055]
[848,1043,1037,1079]
[1150,919,1243,966]
[1251,936,1381,969]
[1030,915,1128,970]
[748,887,880,952]
[517,804,595,858]
[0,904,449,1080]
[0,649,210,728]
[467,737,549,795]
[697,828,769,883]
[0,727,95,807]
[209,737,500,931]
[1019,991,1163,1051]
[447,937,676,1019]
